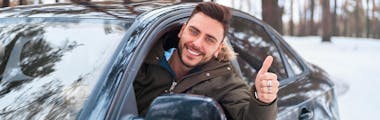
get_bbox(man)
[133,2,279,120]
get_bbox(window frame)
[230,10,289,82]
[0,18,132,120]
[271,31,311,87]
[106,7,194,120]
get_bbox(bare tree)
[366,0,371,37]
[372,0,377,38]
[321,0,331,42]
[298,1,307,36]
[332,0,338,36]
[309,0,316,35]
[19,0,27,5]
[262,0,283,34]
[2,0,10,7]
[342,1,349,36]
[354,0,364,37]
[289,0,294,35]
[181,0,202,2]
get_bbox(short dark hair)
[189,2,231,38]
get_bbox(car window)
[280,45,303,75]
[0,18,129,119]
[229,16,287,82]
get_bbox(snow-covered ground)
[283,36,380,120]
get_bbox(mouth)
[186,47,201,56]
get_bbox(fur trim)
[215,38,237,62]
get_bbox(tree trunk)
[298,2,307,36]
[289,0,294,36]
[181,0,202,2]
[366,0,371,37]
[309,0,315,35]
[342,1,349,36]
[354,0,363,37]
[332,0,338,36]
[321,0,331,42]
[262,0,283,34]
[2,0,10,7]
[19,0,26,5]
[372,0,378,38]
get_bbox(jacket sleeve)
[212,73,278,120]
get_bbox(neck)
[169,49,193,80]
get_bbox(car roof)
[0,0,177,20]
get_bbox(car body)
[0,1,339,120]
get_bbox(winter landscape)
[284,36,380,120]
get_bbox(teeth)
[187,48,200,56]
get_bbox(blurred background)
[1,0,379,119]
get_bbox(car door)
[0,18,130,120]
[229,10,325,120]
[272,30,339,120]
[108,6,194,119]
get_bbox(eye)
[206,37,216,44]
[189,28,198,36]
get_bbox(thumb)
[258,56,273,75]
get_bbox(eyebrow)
[189,26,218,42]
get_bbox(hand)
[254,56,279,104]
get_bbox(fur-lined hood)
[215,38,237,62]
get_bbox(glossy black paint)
[144,94,226,120]
[0,1,339,120]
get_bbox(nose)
[192,35,204,48]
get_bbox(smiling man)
[134,2,279,120]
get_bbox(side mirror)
[144,94,226,120]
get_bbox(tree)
[372,0,378,38]
[2,0,10,7]
[181,0,202,2]
[289,0,294,35]
[321,0,331,42]
[297,1,308,36]
[262,0,283,34]
[19,0,27,5]
[354,0,364,37]
[332,0,339,36]
[366,0,371,37]
[309,0,316,35]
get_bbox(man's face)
[177,12,224,68]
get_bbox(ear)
[213,42,223,58]
[178,23,186,38]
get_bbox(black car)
[0,1,339,120]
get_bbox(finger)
[259,85,279,94]
[260,80,270,87]
[258,56,273,75]
[261,73,278,81]
[260,87,273,94]
[258,93,277,103]
[259,79,278,87]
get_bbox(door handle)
[299,107,313,120]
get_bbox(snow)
[283,36,380,120]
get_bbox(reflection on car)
[0,1,339,120]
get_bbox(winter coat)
[133,41,277,120]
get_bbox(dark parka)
[134,40,277,120]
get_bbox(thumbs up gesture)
[254,56,279,104]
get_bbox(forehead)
[186,12,224,41]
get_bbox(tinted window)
[229,16,287,82]
[280,45,303,75]
[0,18,129,119]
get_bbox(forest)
[1,0,380,42]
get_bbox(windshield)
[0,18,131,119]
